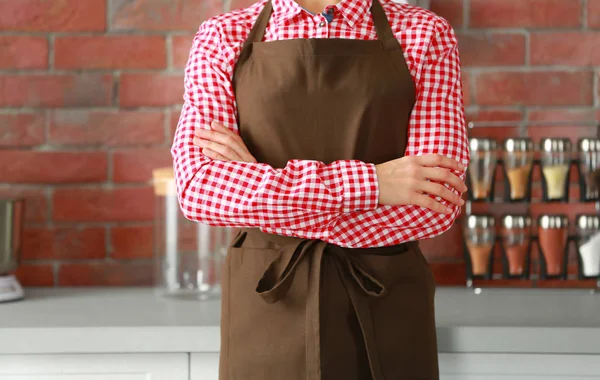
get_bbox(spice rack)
[463,122,600,292]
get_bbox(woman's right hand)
[375,154,467,214]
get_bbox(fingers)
[419,181,465,206]
[422,167,467,193]
[193,136,241,161]
[194,122,257,163]
[415,154,466,171]
[413,194,453,214]
[202,147,229,161]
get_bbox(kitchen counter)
[1,287,599,355]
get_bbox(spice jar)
[540,138,572,202]
[537,214,569,278]
[576,215,600,278]
[468,138,497,201]
[503,138,534,201]
[464,215,496,277]
[578,138,600,201]
[501,215,531,277]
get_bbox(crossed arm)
[171,19,469,247]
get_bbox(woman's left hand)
[193,121,257,163]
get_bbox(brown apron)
[219,0,438,379]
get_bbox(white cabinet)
[0,354,188,380]
[190,353,220,380]
[439,353,600,380]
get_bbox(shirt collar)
[271,0,373,29]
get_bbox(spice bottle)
[503,138,534,202]
[540,138,572,202]
[501,215,531,277]
[537,214,569,278]
[468,138,497,201]
[464,215,496,277]
[576,215,600,278]
[578,138,600,201]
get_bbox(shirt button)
[318,21,325,27]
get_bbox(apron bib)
[219,1,438,378]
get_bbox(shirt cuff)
[339,161,379,213]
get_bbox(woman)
[172,0,469,378]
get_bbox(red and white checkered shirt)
[172,0,469,248]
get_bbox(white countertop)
[1,287,599,355]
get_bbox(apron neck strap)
[370,0,400,51]
[243,0,400,51]
[244,0,274,45]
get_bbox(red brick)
[110,225,153,259]
[109,0,223,32]
[49,110,165,146]
[172,34,194,69]
[428,262,466,286]
[475,71,594,106]
[531,32,600,66]
[470,0,582,28]
[55,36,166,70]
[171,110,181,139]
[590,0,600,28]
[230,0,257,11]
[457,33,525,67]
[420,223,463,260]
[0,188,47,222]
[0,37,48,69]
[15,264,54,286]
[53,187,155,222]
[461,71,472,107]
[119,74,183,107]
[23,227,106,260]
[0,0,106,32]
[113,148,173,183]
[527,108,599,123]
[0,151,107,184]
[429,0,463,28]
[58,262,153,286]
[0,113,45,147]
[466,109,524,123]
[0,74,113,107]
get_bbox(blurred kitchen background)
[0,0,599,290]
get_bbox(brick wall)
[1,0,598,287]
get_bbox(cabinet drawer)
[190,353,220,380]
[0,353,188,380]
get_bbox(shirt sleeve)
[171,20,380,230]
[262,19,469,247]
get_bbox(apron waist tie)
[251,229,410,380]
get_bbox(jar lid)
[152,167,175,196]
[502,214,532,229]
[540,138,572,153]
[504,138,533,152]
[578,138,600,152]
[576,215,600,230]
[469,138,497,152]
[538,214,569,229]
[466,215,495,229]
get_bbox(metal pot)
[0,198,25,275]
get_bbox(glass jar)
[468,138,498,201]
[502,214,531,277]
[578,138,600,201]
[576,215,600,277]
[153,167,233,300]
[503,138,534,201]
[537,214,569,278]
[464,215,496,277]
[540,138,572,201]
